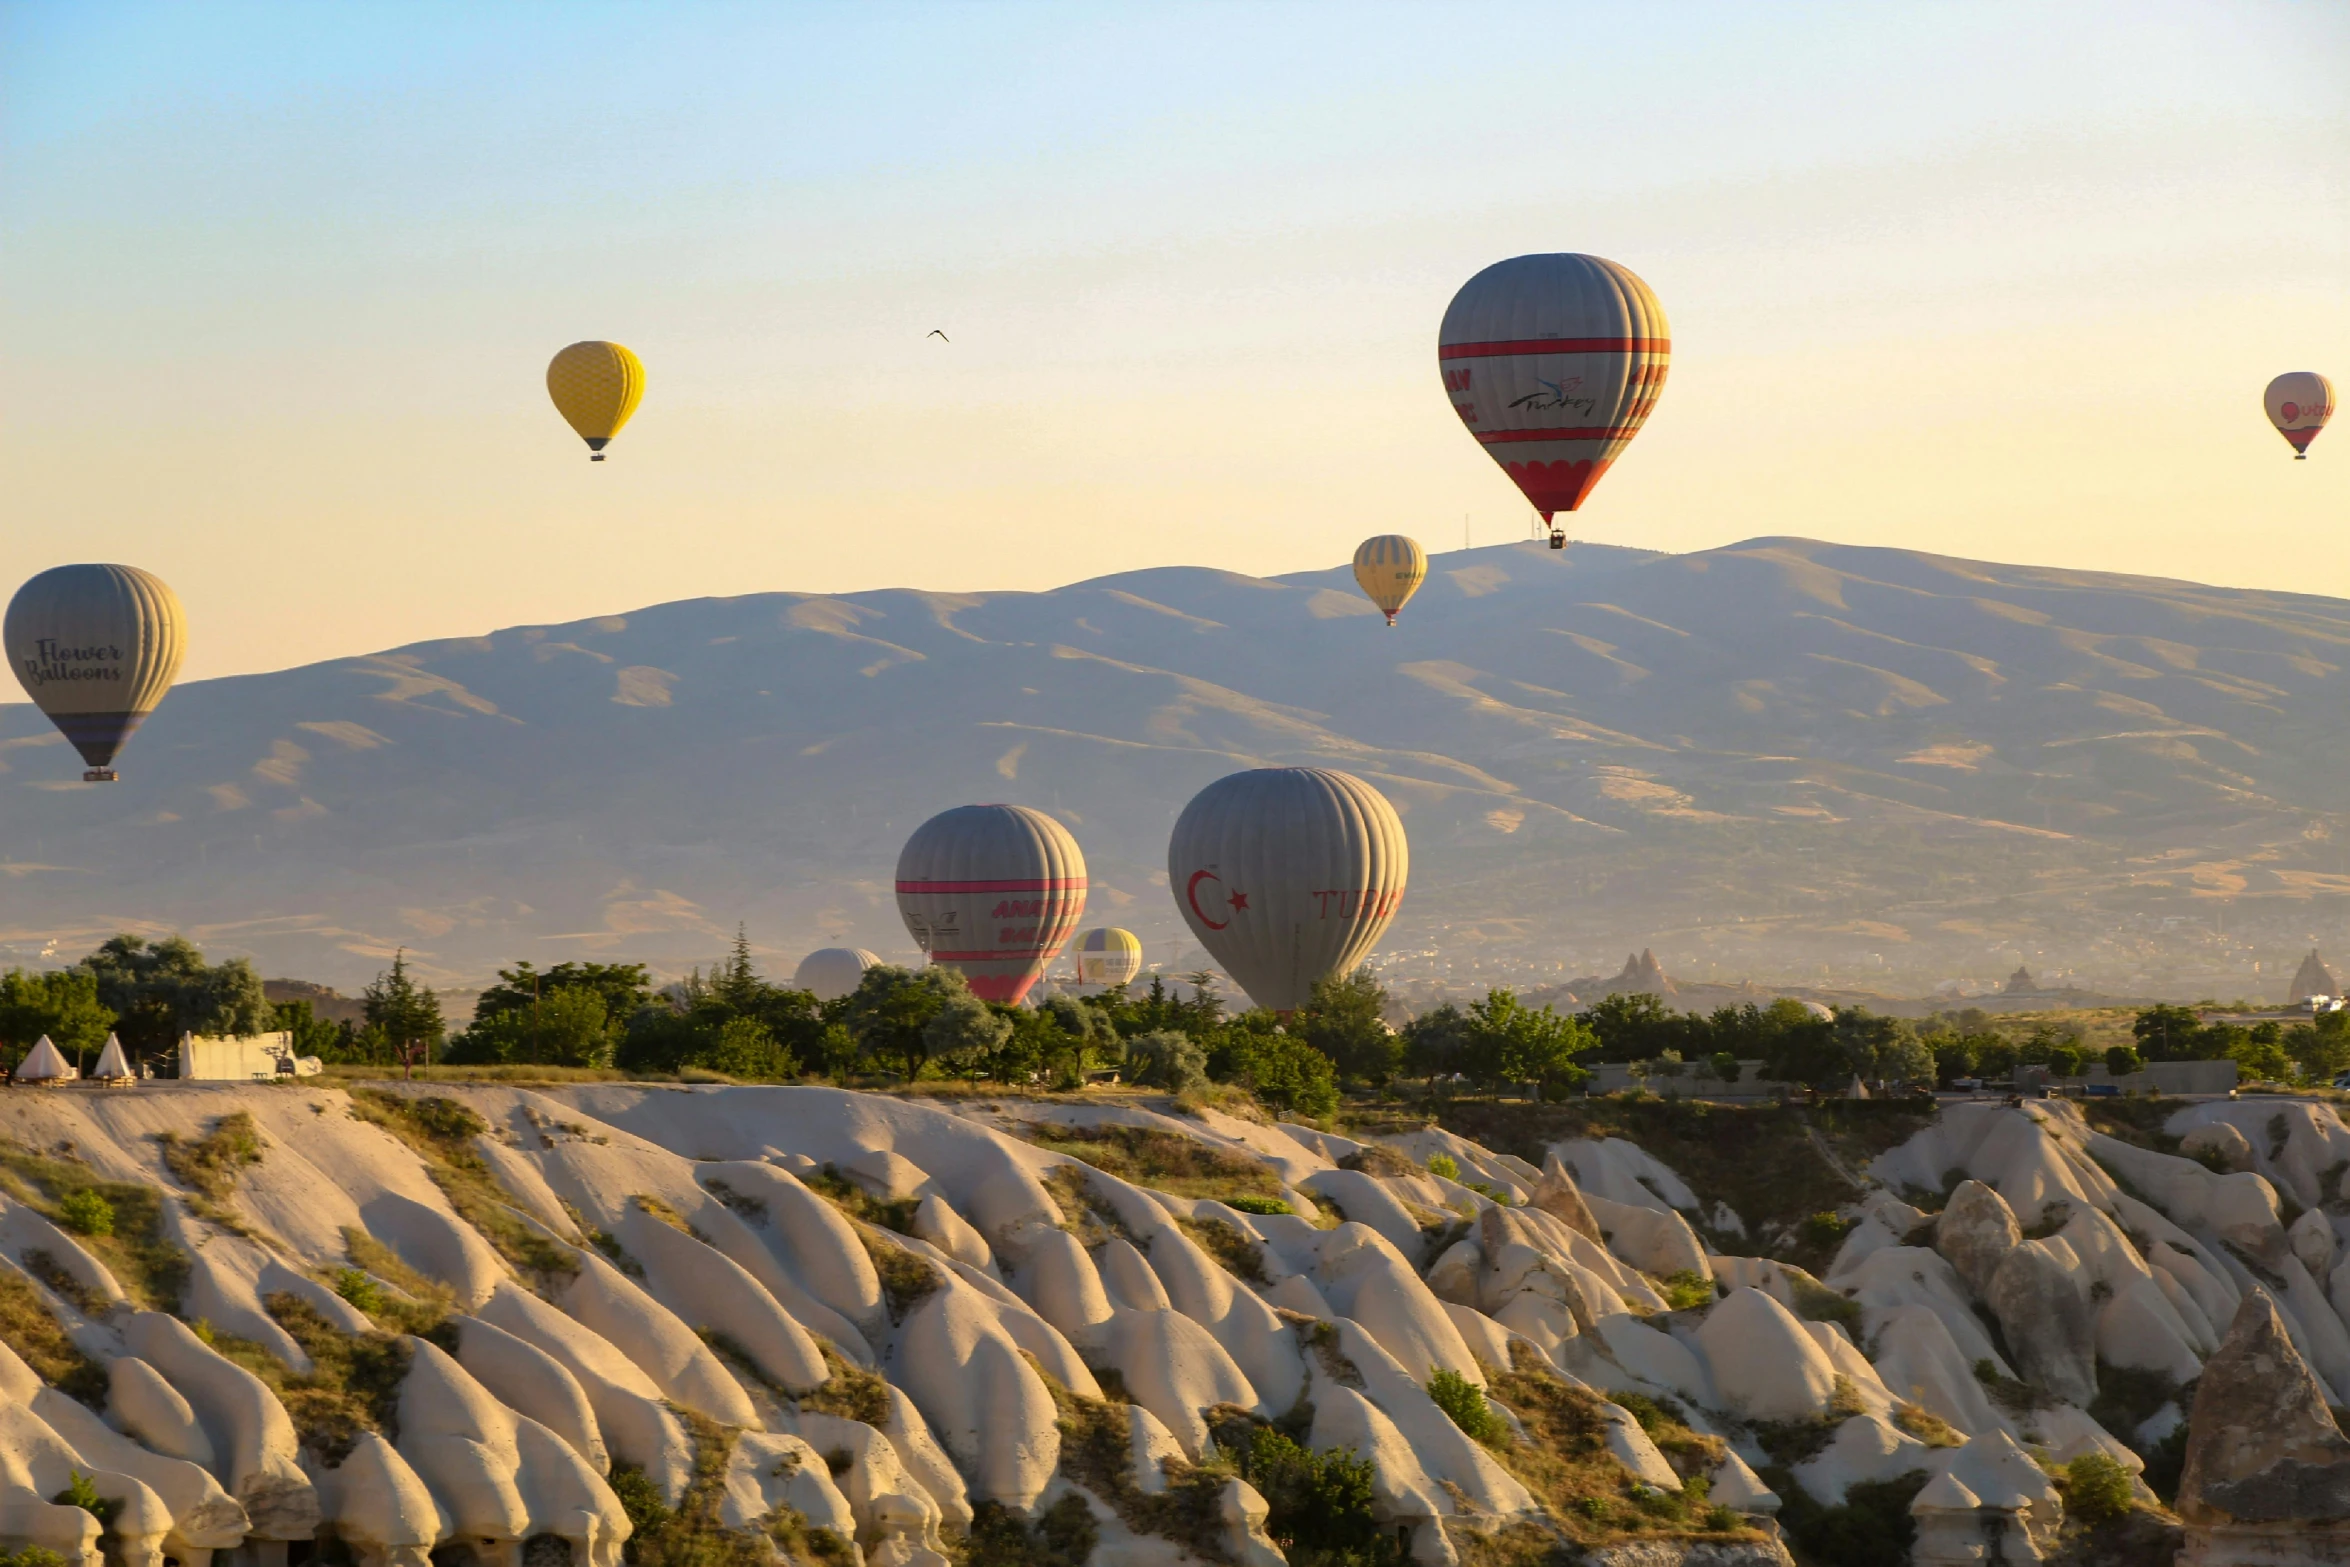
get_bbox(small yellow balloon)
[546,341,645,460]
[1353,535,1428,626]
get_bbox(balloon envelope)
[5,564,186,774]
[1438,253,1669,518]
[2265,371,2334,457]
[1073,927,1144,987]
[793,947,882,1003]
[1353,535,1428,625]
[1166,768,1407,1013]
[895,804,1087,1004]
[547,341,646,456]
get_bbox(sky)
[4,1,2346,683]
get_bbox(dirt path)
[1804,1123,1870,1192]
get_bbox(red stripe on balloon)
[1439,338,1670,358]
[895,879,1088,893]
[928,948,1069,960]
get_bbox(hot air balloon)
[1167,768,1407,1015]
[793,947,882,1003]
[896,805,1087,1004]
[547,341,646,461]
[1439,254,1668,547]
[1353,535,1428,626]
[1072,928,1144,988]
[2265,372,2334,460]
[5,564,186,782]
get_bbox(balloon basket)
[82,769,117,783]
[590,454,606,462]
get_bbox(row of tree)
[10,931,2345,1098]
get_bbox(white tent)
[15,1036,77,1083]
[92,1034,133,1082]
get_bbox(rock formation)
[2288,948,2341,1004]
[2176,1290,2350,1564]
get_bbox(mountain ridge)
[5,535,2346,993]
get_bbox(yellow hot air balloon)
[1073,927,1143,987]
[546,341,646,461]
[5,564,186,782]
[1353,535,1428,626]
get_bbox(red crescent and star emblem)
[1186,869,1246,930]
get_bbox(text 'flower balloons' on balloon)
[5,564,187,782]
[896,804,1087,1004]
[1167,767,1407,1015]
[1439,253,1669,523]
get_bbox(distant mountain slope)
[6,537,2347,990]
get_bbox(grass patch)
[1031,1362,1234,1560]
[1892,1401,1965,1448]
[1040,1164,1139,1248]
[1481,1345,1757,1546]
[1751,1378,1868,1467]
[1769,1470,1928,1567]
[1223,1195,1294,1216]
[1427,1368,1507,1448]
[1020,1123,1285,1205]
[249,1293,429,1465]
[158,1111,264,1209]
[55,1190,113,1238]
[18,1250,107,1319]
[1174,1216,1269,1285]
[799,1165,919,1237]
[797,1340,890,1427]
[1973,1357,2057,1415]
[1652,1270,1715,1312]
[0,1270,108,1406]
[0,1140,187,1310]
[345,1090,579,1282]
[965,1497,1098,1567]
[624,1409,854,1567]
[1789,1275,1864,1335]
[1603,1390,1725,1475]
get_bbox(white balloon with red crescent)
[895,804,1086,1004]
[1439,253,1669,520]
[1166,767,1407,1014]
[2265,371,2334,459]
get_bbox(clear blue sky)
[5,1,2345,679]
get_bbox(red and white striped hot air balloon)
[894,805,1086,1004]
[2265,372,2334,460]
[1439,254,1669,543]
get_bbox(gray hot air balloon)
[5,564,187,782]
[793,947,882,1003]
[1166,767,1407,1014]
[895,804,1087,1004]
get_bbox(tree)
[1401,1003,1476,1094]
[921,993,1012,1078]
[471,961,652,1031]
[2134,1005,2213,1061]
[2284,1013,2350,1086]
[270,998,359,1064]
[1296,968,1400,1086]
[2104,1044,2146,1077]
[842,965,971,1080]
[1464,989,1593,1097]
[76,935,269,1056]
[1208,1019,1339,1119]
[1579,992,1685,1062]
[1125,1030,1208,1094]
[363,950,444,1078]
[448,987,616,1068]
[697,1016,798,1080]
[0,969,114,1072]
[1036,995,1115,1088]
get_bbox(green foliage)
[0,1550,66,1567]
[606,1463,672,1543]
[447,985,619,1068]
[0,969,115,1069]
[1223,1195,1293,1215]
[52,1470,118,1531]
[1238,1427,1403,1567]
[966,1496,1098,1567]
[268,998,359,1064]
[1801,1211,1852,1248]
[2105,1044,2146,1077]
[2285,1012,2350,1085]
[1425,1368,1507,1446]
[332,1268,387,1312]
[159,1111,265,1213]
[1209,1020,1340,1119]
[1655,1269,1715,1311]
[362,950,444,1072]
[616,932,829,1079]
[1296,967,1400,1086]
[2060,1452,2135,1523]
[1125,1028,1209,1093]
[838,964,969,1081]
[75,934,270,1057]
[475,960,652,1028]
[55,1189,113,1238]
[1773,1471,1927,1567]
[1706,1050,1741,1083]
[1425,1153,1460,1181]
